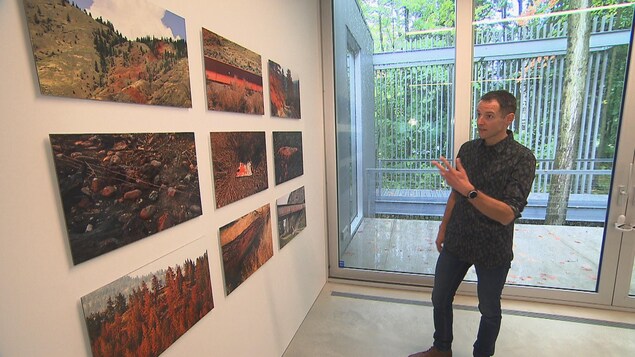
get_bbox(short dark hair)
[480,90,517,116]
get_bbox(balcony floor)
[341,218,609,291]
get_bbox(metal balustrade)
[366,159,611,223]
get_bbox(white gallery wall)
[0,0,327,356]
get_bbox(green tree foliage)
[359,0,632,196]
[92,27,126,73]
[360,0,456,52]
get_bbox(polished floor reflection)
[340,218,604,291]
[283,282,635,357]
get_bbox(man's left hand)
[432,156,474,196]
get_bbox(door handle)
[614,152,635,231]
[614,161,633,230]
[617,185,628,206]
[617,162,634,207]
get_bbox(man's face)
[476,99,514,145]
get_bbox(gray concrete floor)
[340,218,607,291]
[284,282,635,357]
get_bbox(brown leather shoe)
[408,346,452,357]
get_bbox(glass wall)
[327,0,635,305]
[468,1,634,291]
[334,0,457,276]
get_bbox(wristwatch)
[467,190,478,199]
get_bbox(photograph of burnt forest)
[202,27,264,114]
[81,244,213,357]
[23,0,192,107]
[219,204,273,295]
[269,60,301,118]
[210,132,268,208]
[273,131,304,185]
[276,186,307,249]
[49,133,202,264]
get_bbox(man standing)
[409,90,536,357]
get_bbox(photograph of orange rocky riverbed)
[50,133,202,265]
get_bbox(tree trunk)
[404,7,409,33]
[404,7,409,50]
[379,13,385,52]
[545,0,592,225]
[597,47,617,159]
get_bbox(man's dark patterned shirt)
[444,131,536,268]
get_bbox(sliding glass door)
[323,0,635,307]
[612,57,635,308]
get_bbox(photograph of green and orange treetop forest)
[23,0,192,107]
[81,249,213,357]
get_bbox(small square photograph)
[210,132,268,208]
[273,131,304,185]
[219,204,273,295]
[276,186,307,249]
[268,60,301,118]
[203,27,264,114]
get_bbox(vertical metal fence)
[373,12,630,198]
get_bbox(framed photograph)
[210,132,268,208]
[268,60,301,118]
[273,131,303,185]
[276,186,306,249]
[49,132,203,265]
[81,237,213,357]
[219,204,273,295]
[23,0,192,107]
[202,27,264,114]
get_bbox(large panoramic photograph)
[202,27,264,114]
[219,204,273,295]
[81,238,213,357]
[23,0,192,107]
[50,132,203,264]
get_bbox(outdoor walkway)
[340,218,605,291]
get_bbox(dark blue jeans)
[431,249,510,357]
